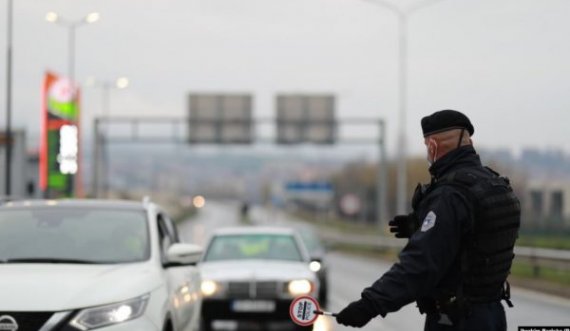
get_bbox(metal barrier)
[319,231,570,278]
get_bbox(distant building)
[524,179,570,230]
[519,148,570,180]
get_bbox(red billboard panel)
[40,72,80,197]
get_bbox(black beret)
[421,109,474,137]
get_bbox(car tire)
[200,318,213,331]
[162,320,173,331]
[161,314,174,331]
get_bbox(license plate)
[231,300,276,312]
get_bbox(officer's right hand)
[336,299,375,328]
[388,213,418,238]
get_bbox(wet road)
[178,201,570,331]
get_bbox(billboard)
[276,94,336,144]
[188,94,253,144]
[40,72,80,197]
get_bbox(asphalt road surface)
[178,201,570,331]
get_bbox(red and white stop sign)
[289,296,320,326]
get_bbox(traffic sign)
[188,94,253,144]
[276,94,336,144]
[285,182,333,192]
[283,181,334,205]
[340,193,362,216]
[290,296,320,326]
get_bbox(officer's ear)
[428,138,437,155]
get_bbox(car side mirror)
[165,243,202,267]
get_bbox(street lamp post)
[363,0,446,215]
[45,11,99,198]
[4,0,13,196]
[86,77,129,198]
[45,11,100,88]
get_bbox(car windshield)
[204,234,302,262]
[0,207,150,264]
[298,230,323,254]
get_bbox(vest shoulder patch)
[421,211,437,232]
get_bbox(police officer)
[335,110,521,331]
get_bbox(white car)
[0,199,203,331]
[199,227,319,331]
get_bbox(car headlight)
[288,279,313,296]
[69,295,149,330]
[201,280,219,297]
[309,261,322,272]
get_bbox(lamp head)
[45,12,59,23]
[85,12,100,24]
[116,77,129,89]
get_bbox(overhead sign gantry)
[92,92,388,227]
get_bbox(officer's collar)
[429,145,481,180]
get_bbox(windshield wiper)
[1,258,104,264]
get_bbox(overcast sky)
[0,0,569,157]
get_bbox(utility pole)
[4,0,13,196]
[363,0,447,214]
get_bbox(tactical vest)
[415,166,521,304]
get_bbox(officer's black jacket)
[361,145,481,317]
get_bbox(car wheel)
[162,320,173,331]
[200,318,213,331]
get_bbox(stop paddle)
[289,296,337,326]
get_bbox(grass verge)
[290,212,570,297]
[293,211,385,236]
[510,261,570,286]
[331,242,400,262]
[517,234,570,250]
[334,245,570,298]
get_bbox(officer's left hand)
[388,213,418,238]
[335,299,376,328]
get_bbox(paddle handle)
[314,310,338,317]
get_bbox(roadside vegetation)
[517,233,570,250]
[294,210,384,236]
[296,211,570,250]
[109,190,199,223]
[173,206,198,223]
[290,211,570,297]
[511,261,570,286]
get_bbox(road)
[178,201,570,331]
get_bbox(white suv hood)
[0,262,163,311]
[200,260,316,282]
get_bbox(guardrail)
[514,246,570,261]
[319,231,570,278]
[256,207,570,280]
